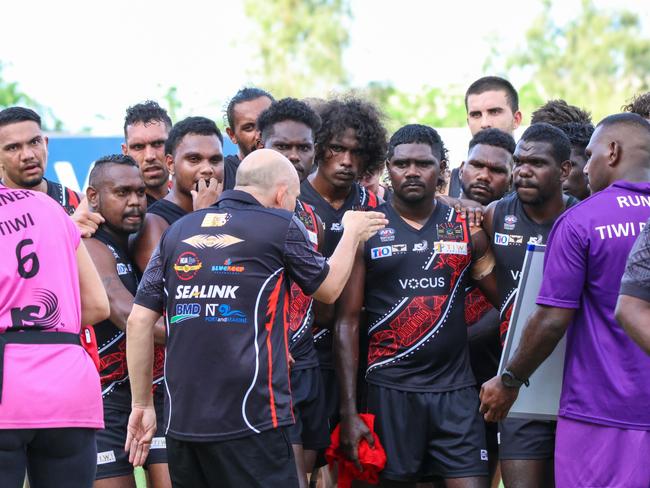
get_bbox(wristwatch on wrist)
[501,369,529,388]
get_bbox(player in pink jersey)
[0,184,109,487]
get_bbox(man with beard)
[0,107,82,215]
[84,155,170,488]
[122,101,173,207]
[448,77,522,198]
[480,123,575,488]
[223,87,274,190]
[299,97,386,436]
[258,98,328,488]
[336,124,499,487]
[457,128,515,482]
[481,114,650,487]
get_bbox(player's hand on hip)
[339,413,375,471]
[192,177,222,211]
[479,376,519,423]
[72,197,104,238]
[342,210,388,242]
[125,405,157,467]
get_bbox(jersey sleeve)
[536,216,586,309]
[619,218,650,302]
[283,215,330,296]
[134,244,165,312]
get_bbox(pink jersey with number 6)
[0,185,103,428]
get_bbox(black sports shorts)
[287,367,330,450]
[366,384,488,482]
[498,418,556,460]
[96,401,168,479]
[166,427,299,488]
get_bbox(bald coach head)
[235,148,300,211]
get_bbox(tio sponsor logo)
[171,303,201,324]
[371,246,392,259]
[205,303,247,324]
[494,233,523,247]
[399,277,446,290]
[174,252,202,281]
[212,258,245,274]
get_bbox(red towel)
[325,413,387,488]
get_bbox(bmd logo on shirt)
[171,303,201,324]
[371,246,392,259]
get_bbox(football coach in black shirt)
[125,148,388,487]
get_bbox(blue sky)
[1,0,648,134]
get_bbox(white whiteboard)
[498,244,566,421]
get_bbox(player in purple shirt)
[479,113,650,487]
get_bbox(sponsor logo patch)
[371,246,392,259]
[481,449,488,461]
[151,437,167,449]
[171,303,201,323]
[205,303,247,324]
[330,222,343,232]
[211,258,245,274]
[494,232,510,246]
[174,252,202,280]
[504,214,518,231]
[379,228,396,242]
[436,222,464,241]
[399,277,446,290]
[391,244,407,253]
[434,241,468,255]
[412,240,428,252]
[528,234,544,245]
[175,284,239,300]
[116,263,132,275]
[201,212,230,227]
[97,450,116,465]
[307,230,318,245]
[182,234,243,250]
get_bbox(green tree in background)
[243,0,351,98]
[0,63,63,130]
[508,0,650,123]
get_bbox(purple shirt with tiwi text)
[537,180,650,430]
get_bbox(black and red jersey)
[299,179,378,369]
[134,190,329,441]
[45,179,81,216]
[288,200,321,370]
[91,227,139,411]
[363,202,475,392]
[491,192,577,343]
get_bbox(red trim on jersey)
[66,188,81,211]
[367,190,378,208]
[282,291,295,422]
[265,274,285,428]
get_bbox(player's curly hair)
[622,92,650,120]
[124,100,172,137]
[314,97,387,175]
[557,122,594,152]
[257,98,321,142]
[530,99,592,126]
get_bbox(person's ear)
[226,127,237,145]
[86,186,99,210]
[513,110,523,130]
[609,141,621,168]
[166,154,175,177]
[559,159,572,182]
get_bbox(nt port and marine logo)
[205,304,247,324]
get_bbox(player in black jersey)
[258,98,329,488]
[125,149,387,488]
[457,128,516,483]
[530,99,594,201]
[299,99,386,486]
[223,87,274,191]
[336,124,498,487]
[84,155,171,488]
[133,116,224,273]
[479,123,576,488]
[122,101,174,207]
